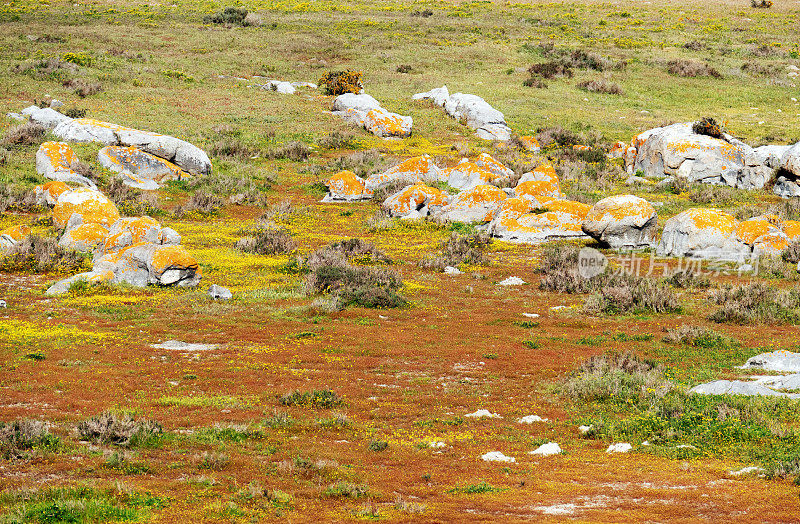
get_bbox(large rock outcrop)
[331,93,412,138]
[412,86,512,141]
[36,142,97,189]
[98,146,186,190]
[582,195,657,249]
[657,208,750,260]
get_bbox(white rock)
[729,466,764,477]
[49,99,63,109]
[578,425,593,434]
[429,441,447,448]
[582,195,657,249]
[412,85,451,106]
[208,284,232,300]
[522,313,539,318]
[24,106,72,129]
[498,276,525,286]
[464,409,502,419]
[0,300,6,308]
[529,442,562,456]
[6,112,24,121]
[517,415,548,424]
[740,350,800,372]
[657,208,750,260]
[606,443,633,453]
[261,80,295,94]
[481,451,515,463]
[688,380,800,398]
[444,266,462,275]
[332,93,382,113]
[152,340,219,351]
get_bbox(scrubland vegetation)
[2,0,800,520]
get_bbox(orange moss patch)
[450,184,507,222]
[52,189,121,230]
[754,231,789,253]
[474,153,512,176]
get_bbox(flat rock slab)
[739,350,800,372]
[98,145,186,190]
[152,340,219,351]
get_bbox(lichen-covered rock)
[782,220,800,242]
[52,118,212,175]
[59,223,109,252]
[365,155,442,192]
[323,170,370,202]
[364,108,412,138]
[435,184,506,223]
[609,141,627,159]
[332,93,382,113]
[98,146,186,190]
[0,224,31,252]
[447,160,507,191]
[489,198,590,243]
[735,217,779,246]
[657,208,750,260]
[383,184,448,217]
[753,231,790,258]
[414,87,511,141]
[36,142,97,188]
[474,153,513,178]
[514,179,563,205]
[518,135,540,152]
[582,195,657,249]
[780,141,800,178]
[35,181,71,206]
[46,242,201,294]
[626,123,747,186]
[52,188,120,230]
[518,163,558,185]
[101,216,178,254]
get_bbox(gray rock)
[657,207,750,260]
[780,141,800,177]
[208,284,232,300]
[689,380,800,398]
[6,112,24,121]
[582,195,657,249]
[23,106,72,129]
[0,299,6,308]
[49,99,63,109]
[740,350,800,373]
[774,175,800,199]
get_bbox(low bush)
[197,451,230,471]
[527,61,573,80]
[1,122,46,148]
[563,352,671,403]
[692,117,725,138]
[709,282,800,324]
[318,70,363,96]
[0,419,59,459]
[77,411,163,447]
[577,79,623,95]
[103,178,162,217]
[535,126,581,148]
[208,136,257,160]
[662,325,738,349]
[667,59,722,78]
[12,58,77,80]
[203,6,249,25]
[783,242,800,263]
[267,141,310,161]
[306,258,406,309]
[0,235,88,273]
[325,148,386,177]
[741,61,783,77]
[0,185,42,214]
[235,226,296,255]
[318,131,357,150]
[323,482,369,499]
[751,0,773,7]
[666,270,711,289]
[419,232,491,271]
[688,183,736,205]
[62,78,103,97]
[279,389,343,408]
[173,191,224,218]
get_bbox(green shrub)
[322,482,369,499]
[447,481,503,494]
[203,6,249,25]
[368,440,388,452]
[709,282,800,324]
[0,235,89,274]
[279,389,343,408]
[78,412,163,447]
[62,51,94,66]
[0,419,60,459]
[563,352,671,403]
[420,232,492,271]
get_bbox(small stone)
[498,276,525,286]
[464,409,502,419]
[578,425,593,434]
[444,266,462,275]
[517,415,548,424]
[606,443,632,453]
[208,284,232,301]
[0,300,6,308]
[49,99,63,109]
[522,313,539,318]
[529,442,562,456]
[481,451,515,463]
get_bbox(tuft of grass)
[267,141,310,162]
[419,232,492,271]
[666,270,711,289]
[577,79,623,95]
[0,235,88,274]
[368,440,388,452]
[197,451,230,471]
[1,122,46,148]
[709,283,800,324]
[279,389,343,409]
[661,325,738,350]
[562,351,672,403]
[0,419,60,459]
[77,412,163,448]
[322,482,369,499]
[448,481,503,494]
[236,227,296,255]
[667,59,722,78]
[203,6,249,25]
[692,117,725,139]
[173,191,224,218]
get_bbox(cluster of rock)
[331,93,412,138]
[690,350,800,399]
[23,180,200,295]
[624,121,800,199]
[22,105,211,188]
[412,86,513,142]
[322,152,800,261]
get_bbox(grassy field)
[2,0,800,521]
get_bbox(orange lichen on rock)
[36,181,71,205]
[52,189,121,230]
[543,200,592,221]
[683,208,737,235]
[518,135,540,151]
[383,184,447,216]
[364,108,411,138]
[474,153,513,177]
[585,194,654,222]
[1,224,31,242]
[325,170,368,201]
[753,231,790,254]
[60,223,109,252]
[102,216,162,253]
[37,141,79,171]
[150,244,200,275]
[609,141,627,158]
[781,220,800,242]
[735,218,774,246]
[447,161,506,190]
[515,179,562,204]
